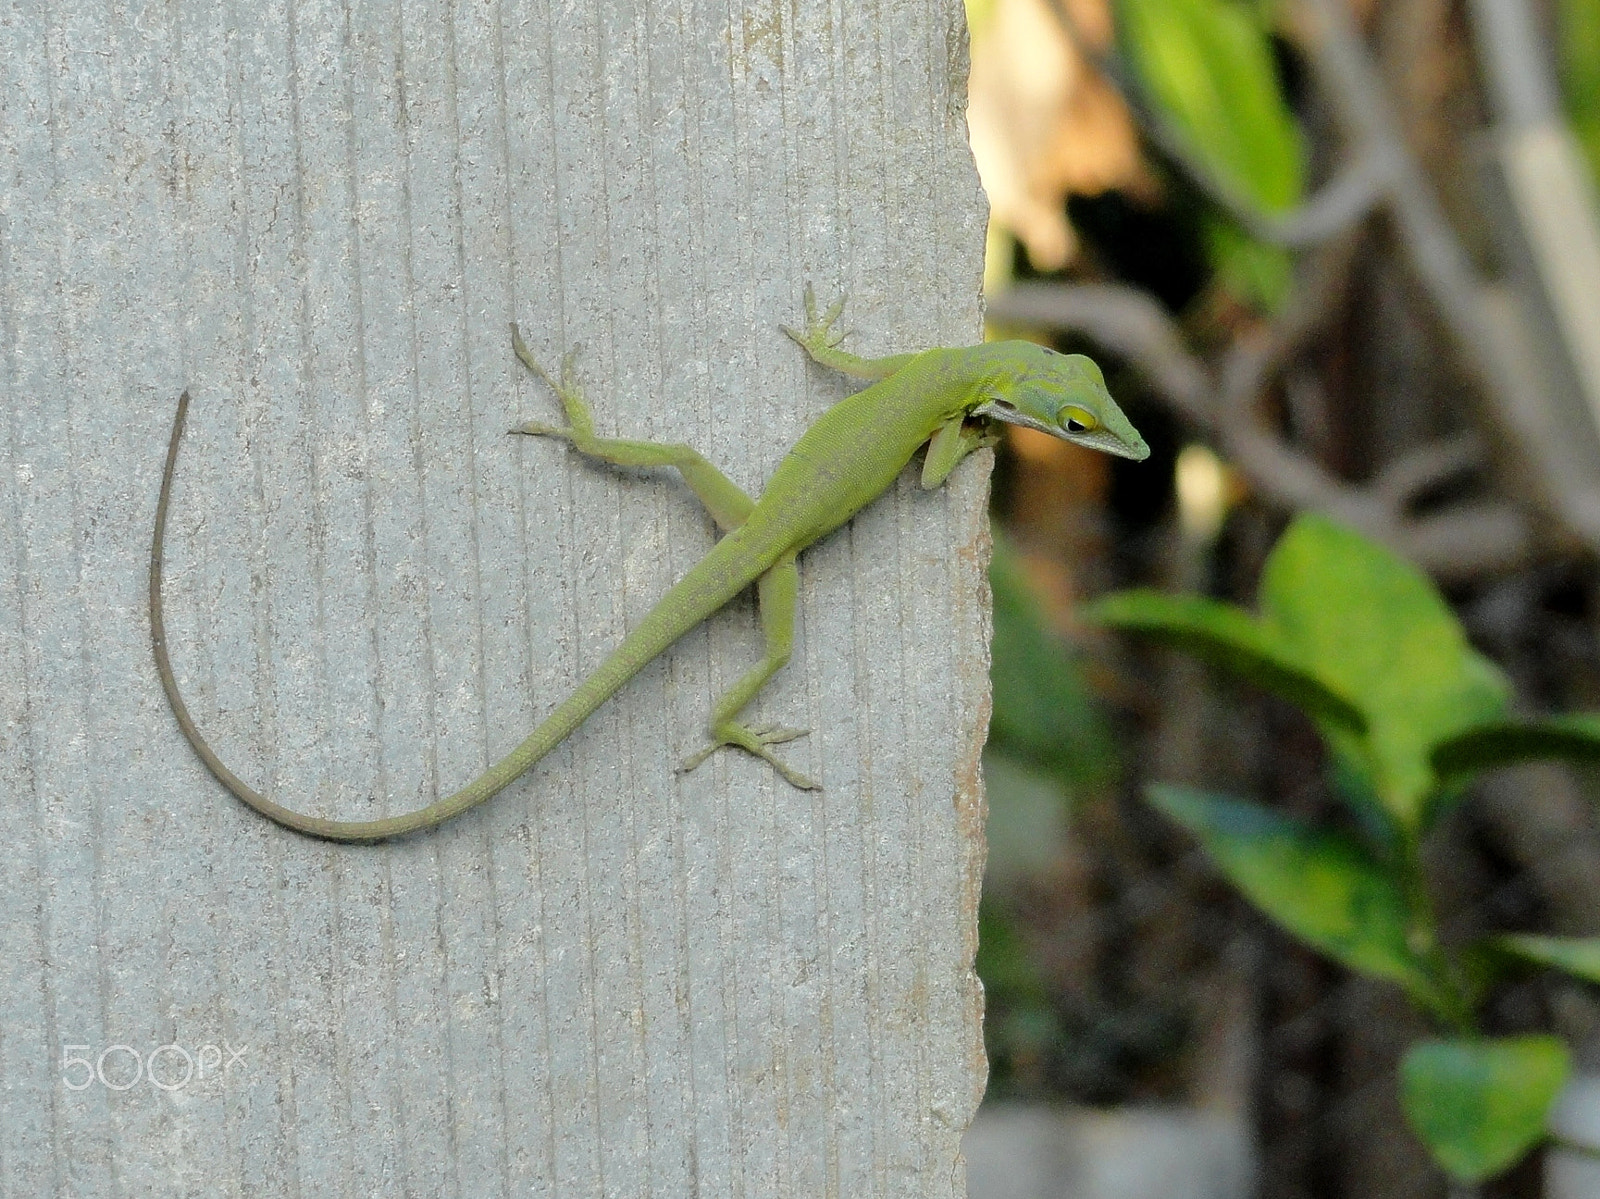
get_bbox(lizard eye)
[1061,405,1098,434]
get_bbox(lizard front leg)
[510,325,754,532]
[781,285,919,382]
[920,415,1002,489]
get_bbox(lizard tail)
[151,392,752,842]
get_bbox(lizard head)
[974,344,1150,461]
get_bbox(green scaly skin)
[150,288,1149,841]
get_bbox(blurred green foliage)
[963,0,997,43]
[1562,0,1600,183]
[989,537,1116,785]
[1496,933,1600,985]
[1096,516,1513,835]
[1094,514,1600,1181]
[981,538,1181,1100]
[974,0,1600,1166]
[1400,1037,1571,1183]
[1114,0,1304,309]
[1147,784,1434,994]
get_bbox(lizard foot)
[510,327,599,438]
[677,721,819,790]
[779,283,849,359]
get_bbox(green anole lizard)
[151,289,1149,841]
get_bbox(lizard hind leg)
[676,554,819,790]
[510,324,754,533]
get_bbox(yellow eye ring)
[1061,406,1099,434]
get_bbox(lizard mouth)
[975,398,1059,439]
[975,399,1150,460]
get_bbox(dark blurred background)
[968,1,1600,1195]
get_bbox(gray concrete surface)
[0,0,990,1193]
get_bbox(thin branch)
[1465,0,1562,127]
[1289,0,1600,546]
[1044,0,1600,552]
[1371,434,1487,507]
[988,243,1534,576]
[1215,242,1534,576]
[985,282,1213,424]
[1548,1133,1600,1163]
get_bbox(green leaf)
[1432,713,1600,783]
[1206,220,1294,312]
[989,539,1115,784]
[1495,934,1600,986]
[1560,0,1600,185]
[1115,0,1304,211]
[1115,0,1303,309]
[1259,514,1511,830]
[1146,785,1433,994]
[1400,1036,1570,1182]
[1088,589,1366,733]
